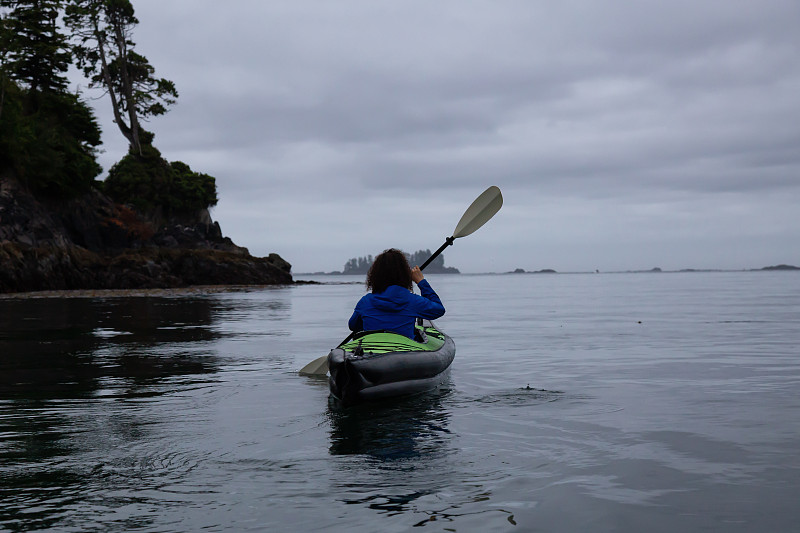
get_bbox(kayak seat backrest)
[341,328,445,354]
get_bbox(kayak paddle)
[299,185,503,376]
[419,185,504,270]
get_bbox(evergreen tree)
[343,255,373,274]
[0,0,70,101]
[0,0,102,196]
[64,0,177,154]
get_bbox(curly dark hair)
[366,248,412,293]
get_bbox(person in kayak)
[349,248,445,339]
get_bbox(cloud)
[78,0,800,272]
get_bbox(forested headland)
[0,0,291,293]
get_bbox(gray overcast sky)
[79,1,800,273]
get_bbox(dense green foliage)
[1,0,102,196]
[105,143,217,216]
[0,82,102,195]
[1,0,215,212]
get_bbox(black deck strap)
[351,329,396,341]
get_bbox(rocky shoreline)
[0,177,292,293]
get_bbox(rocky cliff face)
[0,177,292,293]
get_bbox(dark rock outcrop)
[0,177,292,293]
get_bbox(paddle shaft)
[419,236,455,271]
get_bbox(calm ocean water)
[1,272,798,532]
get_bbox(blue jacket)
[348,279,445,339]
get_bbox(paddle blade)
[452,186,503,238]
[299,355,328,376]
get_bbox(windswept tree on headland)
[64,0,216,217]
[64,0,177,155]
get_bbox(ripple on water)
[473,386,565,407]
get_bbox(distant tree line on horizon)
[342,250,459,275]
[1,0,216,217]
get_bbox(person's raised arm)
[410,266,445,319]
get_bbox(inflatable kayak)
[328,320,455,406]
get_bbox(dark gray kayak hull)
[328,321,455,406]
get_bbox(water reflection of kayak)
[328,320,455,407]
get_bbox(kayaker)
[348,248,445,339]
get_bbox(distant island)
[761,264,799,271]
[502,265,800,275]
[335,250,460,275]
